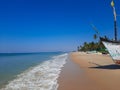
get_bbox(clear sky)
[0,0,120,53]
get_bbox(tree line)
[77,35,108,53]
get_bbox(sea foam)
[1,53,68,90]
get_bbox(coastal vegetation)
[77,35,108,54]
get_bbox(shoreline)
[0,53,67,90]
[58,52,120,90]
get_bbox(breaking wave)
[1,53,68,90]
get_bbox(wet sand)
[58,52,120,90]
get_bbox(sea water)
[0,52,68,90]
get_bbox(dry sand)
[58,52,120,90]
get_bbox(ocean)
[0,52,68,90]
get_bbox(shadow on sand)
[89,62,120,70]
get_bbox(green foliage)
[77,35,109,53]
[78,40,108,53]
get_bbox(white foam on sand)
[1,53,68,90]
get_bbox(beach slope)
[58,52,120,90]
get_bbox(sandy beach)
[58,52,120,90]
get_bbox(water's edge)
[0,53,68,90]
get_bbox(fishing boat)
[100,0,120,64]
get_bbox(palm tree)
[93,34,98,41]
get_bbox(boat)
[100,0,120,64]
[100,37,120,64]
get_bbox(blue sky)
[0,0,120,53]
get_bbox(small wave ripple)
[1,53,68,90]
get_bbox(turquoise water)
[0,52,65,89]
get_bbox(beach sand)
[58,52,120,90]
